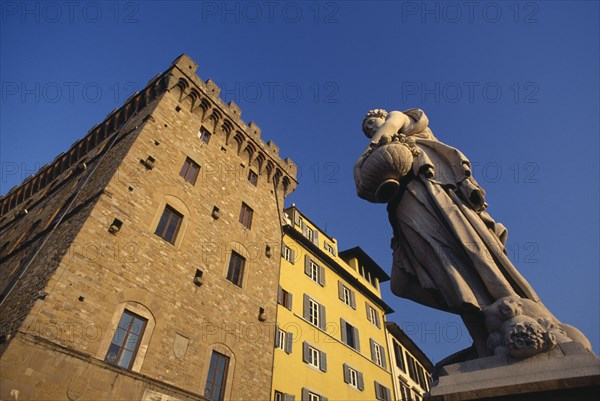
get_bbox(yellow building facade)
[386,323,433,401]
[271,205,396,401]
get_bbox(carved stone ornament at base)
[354,108,596,365]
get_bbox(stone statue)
[354,108,592,362]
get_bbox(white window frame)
[309,261,319,282]
[306,228,314,242]
[368,306,375,323]
[308,346,320,369]
[276,329,286,351]
[308,393,320,401]
[324,242,335,255]
[283,246,292,262]
[342,287,352,306]
[309,299,319,327]
[369,306,378,325]
[348,367,358,388]
[374,343,383,367]
[400,383,411,401]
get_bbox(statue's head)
[362,109,387,138]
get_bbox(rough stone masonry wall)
[0,98,158,344]
[0,98,164,400]
[1,55,294,401]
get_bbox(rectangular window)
[374,343,383,366]
[104,310,147,370]
[306,228,314,242]
[304,255,325,286]
[406,354,418,382]
[274,391,283,401]
[282,245,295,263]
[199,126,211,144]
[205,351,229,401]
[276,329,285,350]
[370,339,387,368]
[399,383,411,401]
[417,364,427,391]
[179,157,200,185]
[303,294,326,330]
[374,382,391,401]
[345,323,357,349]
[338,281,356,309]
[309,346,320,369]
[348,368,358,387]
[277,286,293,310]
[303,342,327,372]
[155,205,183,244]
[247,170,258,186]
[239,202,254,229]
[343,364,364,390]
[301,390,328,401]
[366,303,381,328]
[340,319,360,351]
[343,287,351,306]
[309,261,319,282]
[324,242,336,256]
[275,326,293,354]
[226,251,246,287]
[309,299,319,326]
[393,341,406,372]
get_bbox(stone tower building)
[0,54,297,401]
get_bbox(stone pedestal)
[427,342,600,401]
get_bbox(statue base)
[427,342,600,401]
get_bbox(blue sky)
[1,1,598,363]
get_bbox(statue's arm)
[371,111,412,144]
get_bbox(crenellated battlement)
[0,53,297,218]
[0,72,168,218]
[165,54,297,193]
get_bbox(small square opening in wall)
[193,269,203,286]
[141,156,155,170]
[108,218,123,234]
[175,106,181,112]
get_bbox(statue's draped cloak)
[388,111,540,314]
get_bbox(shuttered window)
[303,294,326,330]
[340,319,360,351]
[277,285,293,310]
[338,281,356,309]
[374,382,391,401]
[342,363,364,391]
[304,255,325,286]
[302,342,327,372]
[274,326,293,354]
[370,338,387,369]
[366,302,381,328]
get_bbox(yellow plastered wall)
[272,208,395,400]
